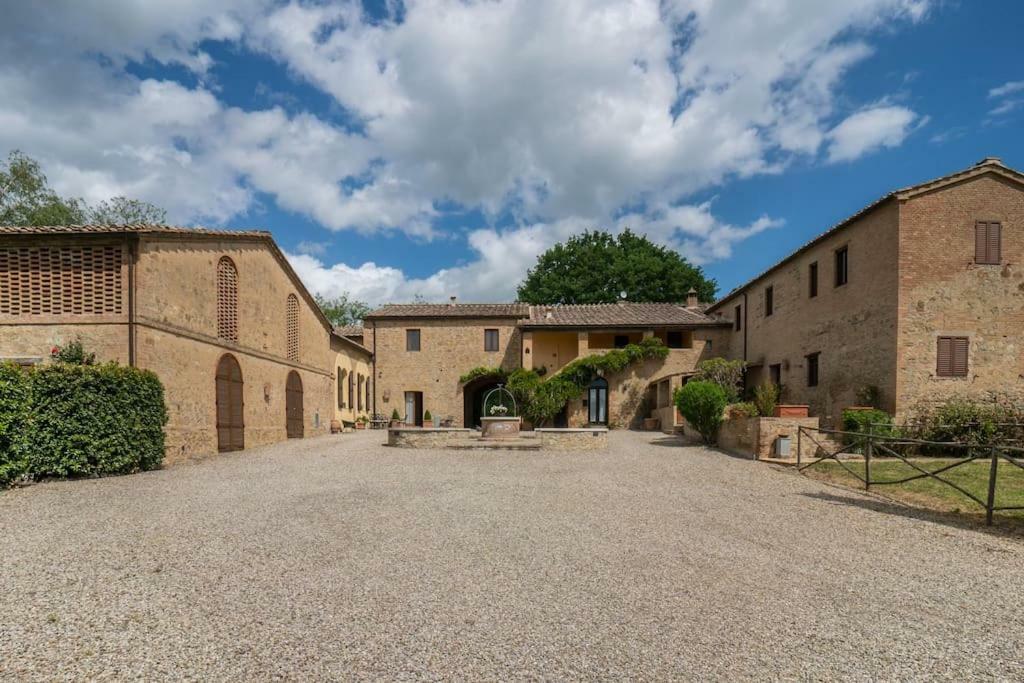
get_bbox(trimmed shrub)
[423,410,433,423]
[0,363,30,486]
[20,363,168,480]
[752,382,779,417]
[727,402,758,419]
[674,381,728,444]
[391,408,401,420]
[693,358,745,402]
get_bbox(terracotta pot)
[773,405,809,418]
[355,422,366,430]
[642,417,661,431]
[329,419,342,434]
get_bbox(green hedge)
[0,362,168,486]
[674,381,728,444]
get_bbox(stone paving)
[1,429,1021,680]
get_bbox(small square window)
[765,286,774,317]
[769,363,781,387]
[806,352,820,387]
[406,329,421,351]
[809,262,818,298]
[484,328,499,352]
[834,247,848,287]
[666,330,685,348]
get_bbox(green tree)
[0,151,86,225]
[516,229,717,304]
[674,381,728,444]
[88,196,167,224]
[0,150,167,226]
[315,293,371,327]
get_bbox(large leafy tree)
[0,150,166,226]
[315,293,372,327]
[516,229,717,304]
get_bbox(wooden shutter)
[937,336,969,377]
[976,222,1001,264]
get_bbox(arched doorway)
[216,354,244,452]
[587,376,608,425]
[463,376,502,428]
[286,370,304,438]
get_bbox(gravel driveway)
[2,430,1022,680]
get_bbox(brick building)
[0,225,369,464]
[708,157,1024,424]
[364,298,730,428]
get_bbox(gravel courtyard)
[2,430,1022,680]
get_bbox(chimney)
[449,296,457,307]
[977,156,1002,166]
[686,288,698,308]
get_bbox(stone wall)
[896,174,1024,418]
[536,428,608,451]
[387,428,473,448]
[717,416,819,460]
[714,201,901,426]
[369,317,523,427]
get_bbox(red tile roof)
[366,303,532,319]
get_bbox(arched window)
[217,256,238,342]
[338,368,346,408]
[587,376,609,425]
[286,294,299,361]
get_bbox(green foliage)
[674,381,728,444]
[3,363,168,483]
[693,358,745,402]
[315,292,372,328]
[391,408,400,420]
[842,408,892,436]
[516,228,717,304]
[752,381,779,417]
[88,196,167,224]
[51,337,96,365]
[0,363,30,486]
[459,366,507,384]
[423,410,433,422]
[727,402,759,419]
[907,396,1024,446]
[0,150,166,226]
[506,339,670,426]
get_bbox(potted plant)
[355,415,368,430]
[390,408,402,428]
[423,409,433,428]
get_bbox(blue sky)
[2,1,1022,304]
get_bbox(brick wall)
[369,317,523,426]
[896,174,1024,416]
[715,200,901,426]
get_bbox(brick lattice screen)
[216,256,239,342]
[286,293,299,361]
[0,245,122,316]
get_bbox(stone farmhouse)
[709,156,1024,424]
[1,156,1021,460]
[0,225,371,465]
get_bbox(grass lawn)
[805,457,1024,522]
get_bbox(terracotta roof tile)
[0,223,271,238]
[334,325,364,337]
[521,302,721,327]
[366,303,531,319]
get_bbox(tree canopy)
[0,150,166,226]
[315,293,371,328]
[516,229,717,304]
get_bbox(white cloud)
[989,80,1024,98]
[288,203,781,305]
[1,0,930,301]
[826,105,920,163]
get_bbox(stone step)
[446,438,542,451]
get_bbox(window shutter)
[987,222,1001,264]
[975,223,988,263]
[936,337,953,376]
[952,337,969,377]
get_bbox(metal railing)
[796,426,1024,525]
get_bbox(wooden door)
[286,371,304,438]
[216,354,244,452]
